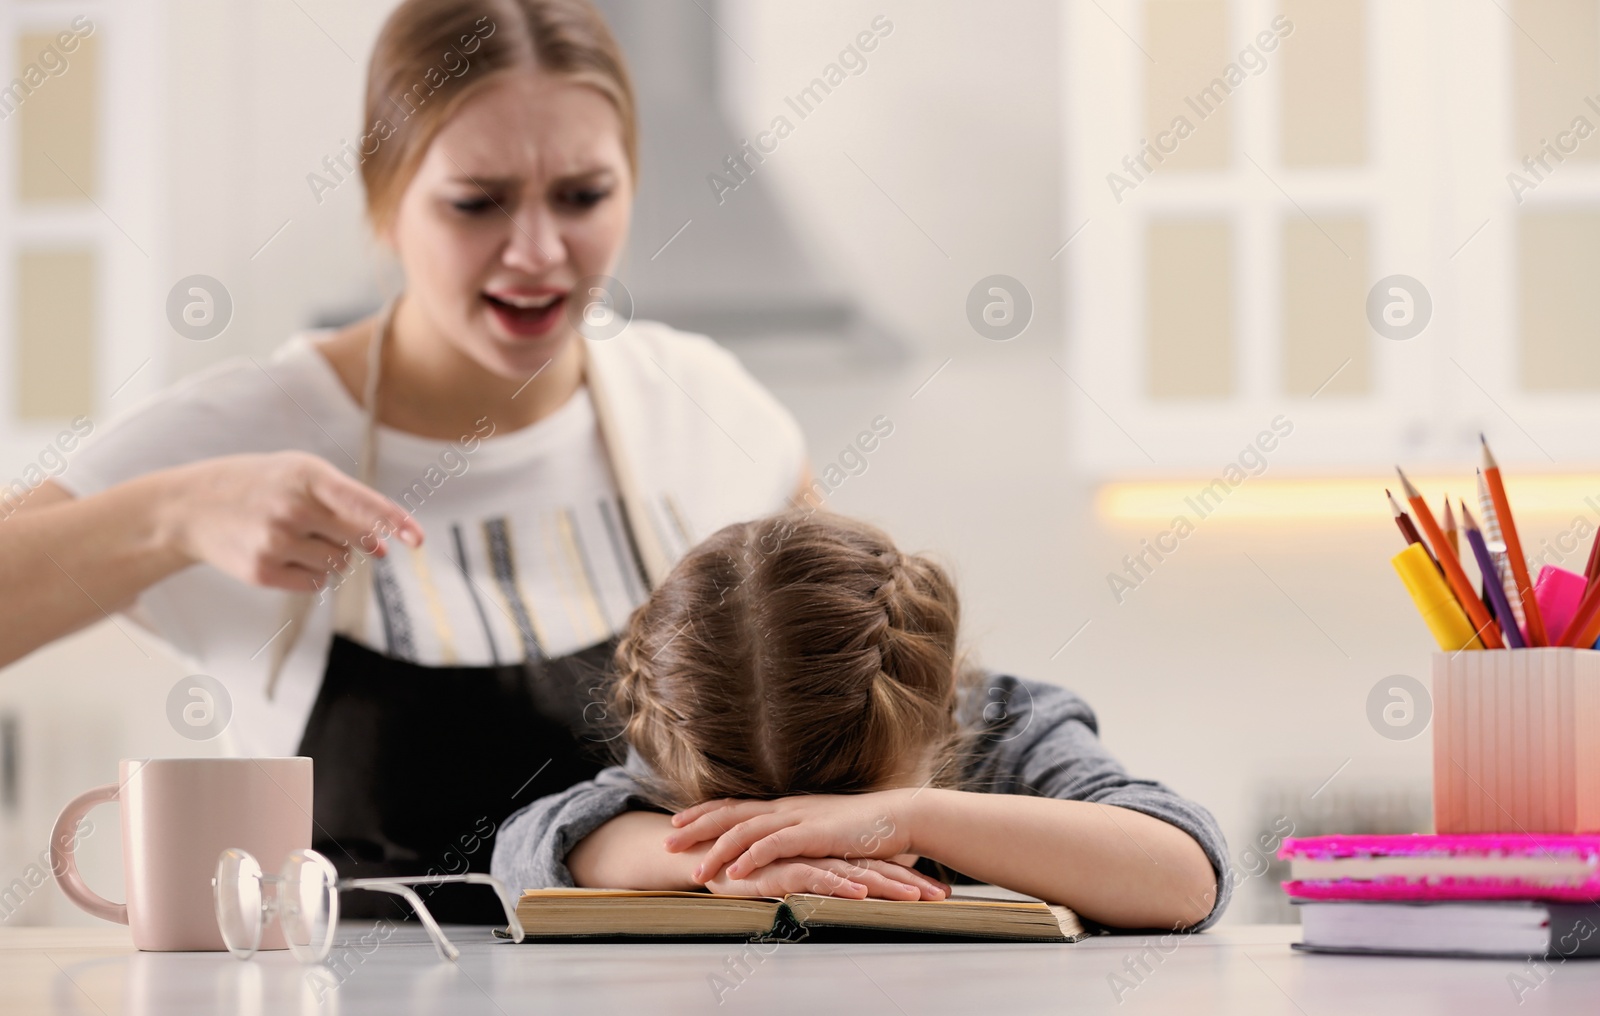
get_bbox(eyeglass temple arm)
[342,882,459,962]
[342,873,526,946]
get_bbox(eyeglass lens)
[213,848,265,960]
[280,850,339,962]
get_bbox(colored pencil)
[1442,498,1459,558]
[1388,490,1430,552]
[1563,578,1600,648]
[1475,471,1527,632]
[1461,503,1526,649]
[1480,437,1548,647]
[1584,528,1600,586]
[1397,467,1504,648]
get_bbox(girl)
[493,511,1231,931]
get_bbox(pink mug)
[51,757,312,951]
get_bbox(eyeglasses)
[212,847,525,963]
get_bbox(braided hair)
[609,510,980,809]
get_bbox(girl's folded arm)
[958,674,1232,929]
[490,765,661,890]
[491,762,948,901]
[567,810,701,889]
[486,761,710,891]
[906,789,1217,929]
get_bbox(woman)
[0,0,809,920]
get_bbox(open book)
[513,886,1086,942]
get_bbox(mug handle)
[50,783,127,925]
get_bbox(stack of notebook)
[1281,834,1600,958]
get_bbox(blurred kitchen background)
[3,0,1598,925]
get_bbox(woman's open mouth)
[482,290,567,337]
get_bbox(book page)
[519,888,779,902]
[946,885,1046,904]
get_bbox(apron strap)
[328,295,393,639]
[265,296,396,700]
[265,297,667,700]
[582,338,673,593]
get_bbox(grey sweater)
[490,673,1234,931]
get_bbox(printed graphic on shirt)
[483,515,547,663]
[360,493,691,665]
[370,553,416,661]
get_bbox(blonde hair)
[360,0,637,232]
[611,511,982,809]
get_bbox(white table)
[0,922,1591,1015]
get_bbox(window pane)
[1280,0,1367,167]
[1147,219,1234,398]
[16,249,96,419]
[16,30,99,202]
[1283,216,1369,396]
[1512,0,1600,165]
[1145,0,1230,172]
[1519,212,1600,391]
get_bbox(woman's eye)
[451,196,494,215]
[560,188,610,211]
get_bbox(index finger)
[697,815,800,882]
[305,462,423,550]
[665,801,776,851]
[671,798,742,827]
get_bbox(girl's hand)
[667,792,923,887]
[703,855,947,902]
[168,452,422,591]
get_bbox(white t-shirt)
[58,321,807,755]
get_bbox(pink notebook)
[1280,833,1600,902]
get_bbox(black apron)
[276,295,669,924]
[295,632,623,923]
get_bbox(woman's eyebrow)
[445,168,615,188]
[446,173,518,189]
[553,168,617,184]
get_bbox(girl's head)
[612,512,981,809]
[361,0,636,377]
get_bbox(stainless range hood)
[594,0,903,372]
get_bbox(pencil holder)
[1432,648,1600,834]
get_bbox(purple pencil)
[1460,502,1525,650]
